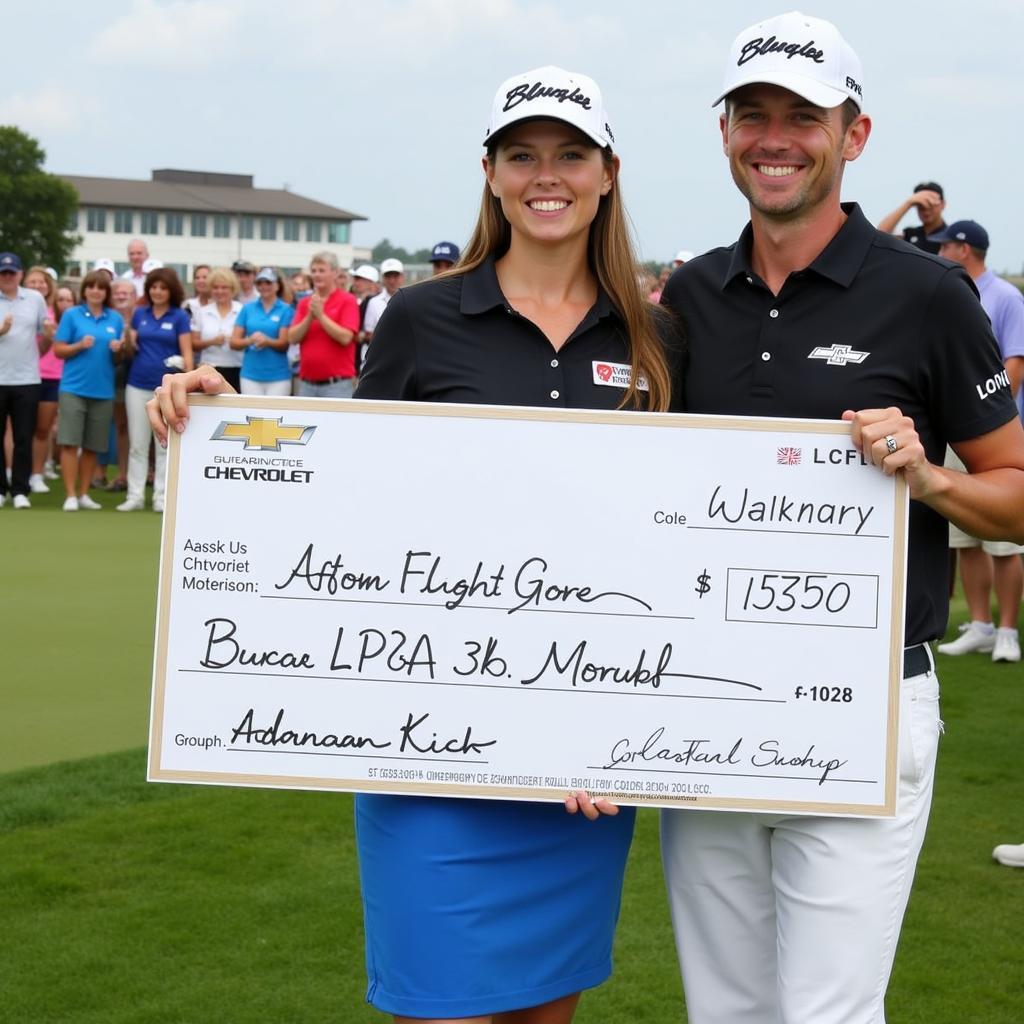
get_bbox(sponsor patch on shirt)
[592,360,649,391]
[160,322,174,331]
[106,326,116,334]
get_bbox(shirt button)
[550,359,559,368]
[769,309,779,318]
[550,389,560,399]
[761,352,771,362]
[746,276,753,284]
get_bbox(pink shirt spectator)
[38,308,62,381]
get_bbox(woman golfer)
[148,65,682,1024]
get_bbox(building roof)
[59,169,366,221]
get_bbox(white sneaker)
[77,493,102,511]
[62,496,79,512]
[992,629,1021,663]
[116,499,144,512]
[993,842,1024,867]
[0,494,5,508]
[28,473,50,494]
[12,494,31,509]
[152,500,164,513]
[937,621,996,655]
[43,462,59,480]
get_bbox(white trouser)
[239,377,292,397]
[125,384,165,506]
[660,660,940,1024]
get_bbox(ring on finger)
[884,434,898,455]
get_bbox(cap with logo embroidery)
[353,265,379,284]
[714,11,864,111]
[93,258,116,276]
[484,65,615,149]
[927,220,989,251]
[430,241,461,264]
[0,252,23,272]
[380,258,404,276]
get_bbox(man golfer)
[660,11,1024,1022]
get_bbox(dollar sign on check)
[695,569,711,598]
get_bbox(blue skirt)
[355,794,636,1018]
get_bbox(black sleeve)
[922,268,1019,443]
[353,290,417,400]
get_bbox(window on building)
[240,216,254,240]
[306,220,322,243]
[166,213,184,236]
[140,210,159,234]
[66,210,79,231]
[191,214,207,237]
[167,262,188,280]
[213,215,231,238]
[113,210,134,233]
[327,222,350,245]
[283,218,300,242]
[260,217,277,241]
[114,262,130,275]
[86,208,107,232]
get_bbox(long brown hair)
[458,139,674,412]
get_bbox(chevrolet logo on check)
[211,417,317,452]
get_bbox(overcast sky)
[6,1,1022,271]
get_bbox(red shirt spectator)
[294,286,360,381]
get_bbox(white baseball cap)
[484,65,614,149]
[353,265,379,283]
[674,250,695,264]
[142,258,163,273]
[92,257,116,276]
[380,258,404,275]
[713,11,863,111]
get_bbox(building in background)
[59,169,369,280]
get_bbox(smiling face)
[127,240,148,272]
[56,287,75,315]
[111,281,136,314]
[721,84,869,223]
[485,119,614,250]
[24,270,51,301]
[148,280,170,306]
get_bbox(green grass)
[1,484,162,771]
[4,499,1024,1021]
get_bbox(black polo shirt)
[662,203,1018,645]
[356,255,683,411]
[902,222,944,254]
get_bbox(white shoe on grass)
[12,494,31,509]
[62,496,79,512]
[937,621,996,655]
[28,473,50,493]
[992,630,1021,663]
[0,494,5,508]
[43,462,59,480]
[993,842,1024,867]
[116,499,144,512]
[77,493,102,511]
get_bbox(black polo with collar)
[662,202,1018,645]
[356,255,682,410]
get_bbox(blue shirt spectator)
[128,306,192,390]
[55,305,124,399]
[234,297,294,381]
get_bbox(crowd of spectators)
[0,237,463,513]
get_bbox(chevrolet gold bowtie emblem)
[211,417,316,451]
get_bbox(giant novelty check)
[148,396,908,816]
